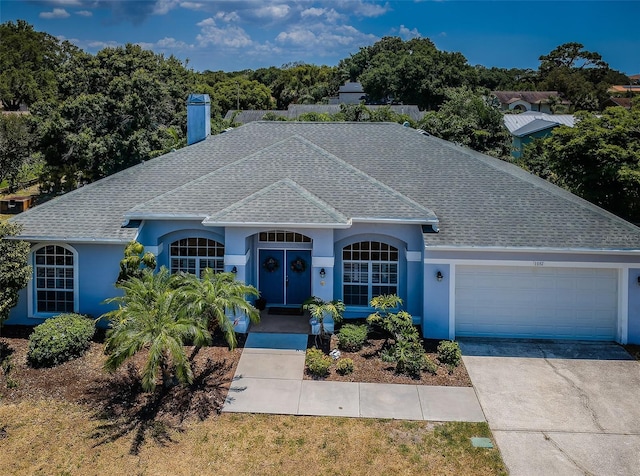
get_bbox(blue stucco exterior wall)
[628,268,640,344]
[423,263,450,339]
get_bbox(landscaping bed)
[304,328,472,387]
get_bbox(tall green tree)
[102,267,210,392]
[34,44,196,192]
[0,113,34,190]
[0,222,31,329]
[0,20,61,110]
[520,104,640,222]
[419,87,510,158]
[178,269,259,350]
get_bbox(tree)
[0,222,31,329]
[538,42,628,111]
[102,267,211,392]
[520,105,640,222]
[178,269,259,350]
[117,241,156,283]
[418,87,511,158]
[34,44,196,192]
[0,113,33,190]
[0,20,61,110]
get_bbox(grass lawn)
[0,400,505,475]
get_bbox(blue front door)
[259,249,311,306]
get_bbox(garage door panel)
[455,265,618,341]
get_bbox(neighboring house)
[7,95,640,344]
[608,85,640,95]
[224,104,425,124]
[503,112,575,158]
[328,81,366,105]
[602,97,632,110]
[493,91,568,114]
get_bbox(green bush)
[423,355,438,375]
[394,338,428,377]
[337,324,368,352]
[336,358,354,375]
[305,347,332,377]
[437,340,462,368]
[27,313,95,367]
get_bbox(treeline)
[1,20,638,221]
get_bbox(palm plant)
[303,296,345,337]
[102,267,210,392]
[178,269,260,350]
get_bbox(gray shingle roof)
[10,121,640,251]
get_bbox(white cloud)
[180,2,206,11]
[275,22,377,51]
[350,0,390,18]
[75,10,93,17]
[215,11,240,23]
[399,25,421,40]
[87,40,120,49]
[301,6,343,22]
[196,18,253,48]
[40,8,71,19]
[45,0,82,6]
[301,7,325,18]
[253,4,290,20]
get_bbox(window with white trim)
[342,241,398,306]
[34,245,75,313]
[170,238,224,277]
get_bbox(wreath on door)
[263,256,279,273]
[290,256,307,273]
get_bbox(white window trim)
[343,241,399,307]
[169,238,225,276]
[28,243,79,318]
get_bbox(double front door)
[258,249,311,306]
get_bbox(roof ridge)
[425,134,640,234]
[207,178,349,224]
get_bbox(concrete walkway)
[222,333,485,422]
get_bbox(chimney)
[187,94,211,145]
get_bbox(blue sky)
[2,1,639,74]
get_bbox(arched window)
[170,238,224,276]
[34,245,76,313]
[342,241,398,306]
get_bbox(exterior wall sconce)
[319,268,326,279]
[436,271,443,282]
[231,266,238,274]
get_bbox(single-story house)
[502,112,575,158]
[7,95,640,344]
[224,104,425,124]
[493,91,569,114]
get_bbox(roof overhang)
[423,244,640,256]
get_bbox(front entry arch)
[259,249,311,306]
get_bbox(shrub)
[394,338,428,377]
[423,355,438,375]
[437,340,462,368]
[27,313,95,367]
[337,324,368,352]
[305,347,332,377]
[336,358,354,375]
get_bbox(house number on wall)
[533,261,544,266]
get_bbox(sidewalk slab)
[417,386,485,422]
[235,351,305,380]
[223,377,302,414]
[298,381,360,417]
[359,383,423,420]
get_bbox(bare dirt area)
[305,332,472,387]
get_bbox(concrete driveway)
[460,340,640,475]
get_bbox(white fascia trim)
[353,217,438,224]
[406,250,422,262]
[224,250,250,266]
[425,245,640,256]
[204,221,351,229]
[124,213,208,221]
[14,236,130,245]
[424,258,635,269]
[312,256,334,268]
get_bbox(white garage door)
[455,265,618,340]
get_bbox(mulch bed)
[304,331,472,387]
